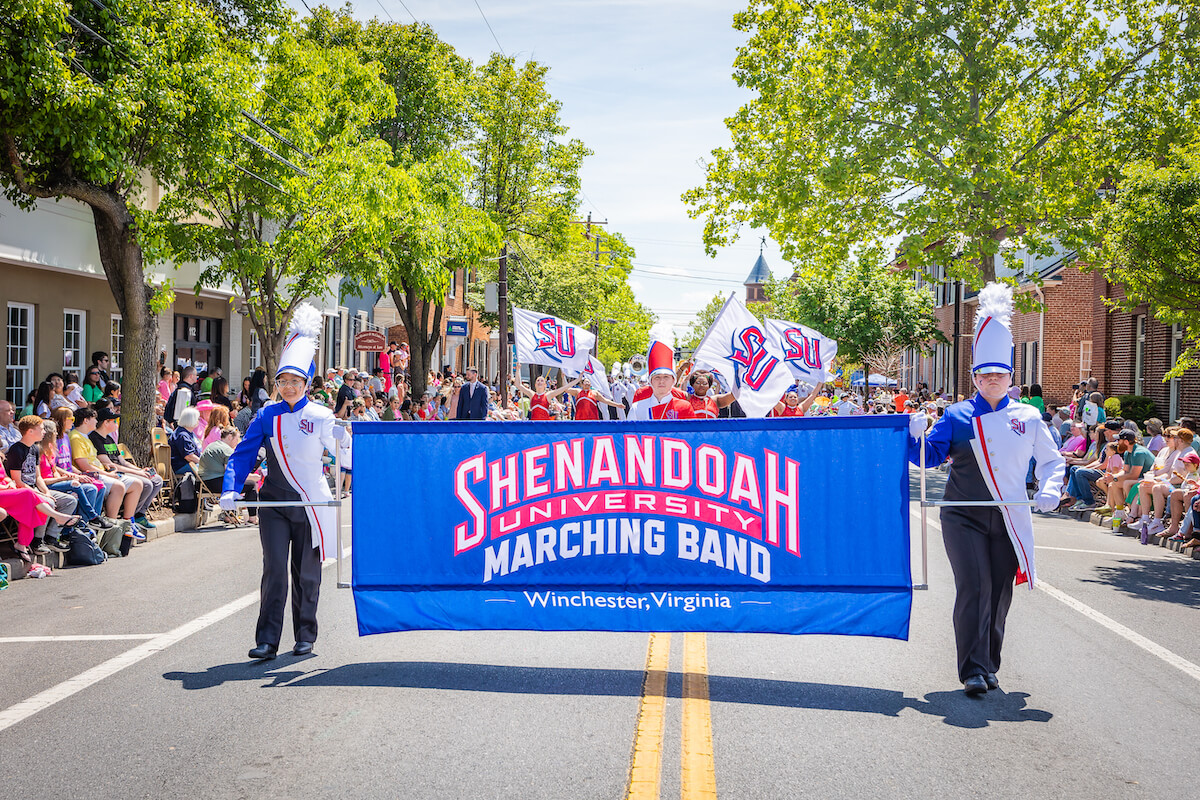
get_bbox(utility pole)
[498,243,509,408]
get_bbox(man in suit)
[455,367,489,420]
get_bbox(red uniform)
[687,394,718,419]
[574,391,601,420]
[773,404,804,418]
[530,393,552,421]
[630,386,695,421]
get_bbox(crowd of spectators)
[1,351,160,564]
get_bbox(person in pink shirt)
[1059,421,1087,457]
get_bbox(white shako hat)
[972,282,1014,374]
[647,339,675,378]
[276,303,322,382]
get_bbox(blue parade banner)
[350,416,912,639]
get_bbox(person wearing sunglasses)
[221,305,344,661]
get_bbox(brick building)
[1088,274,1200,421]
[902,248,1200,420]
[372,264,497,381]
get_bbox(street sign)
[354,330,386,352]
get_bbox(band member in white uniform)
[909,284,1064,695]
[221,305,344,660]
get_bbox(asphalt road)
[2,469,1199,799]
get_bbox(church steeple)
[744,239,771,303]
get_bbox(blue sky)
[288,0,788,346]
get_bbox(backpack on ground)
[67,529,107,566]
[99,521,129,558]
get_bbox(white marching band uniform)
[910,283,1065,689]
[222,305,344,657]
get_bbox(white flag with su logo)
[512,307,596,373]
[691,294,795,418]
[564,355,613,399]
[763,318,838,385]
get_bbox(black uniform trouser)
[256,505,322,647]
[941,506,1018,683]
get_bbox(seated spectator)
[1095,431,1154,518]
[169,406,203,475]
[0,473,80,557]
[199,404,230,450]
[83,367,106,405]
[1130,427,1192,535]
[197,426,258,526]
[89,408,161,533]
[70,407,130,523]
[4,415,80,552]
[1060,422,1087,457]
[0,400,20,451]
[38,423,108,530]
[1063,440,1120,512]
[1145,418,1165,454]
[1165,450,1200,539]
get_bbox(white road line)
[0,550,352,735]
[1034,545,1171,559]
[0,590,258,734]
[1037,580,1200,683]
[913,507,1200,684]
[0,635,162,643]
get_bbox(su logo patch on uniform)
[1010,419,1026,435]
[299,419,315,435]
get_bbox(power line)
[396,0,420,23]
[472,0,505,55]
[375,0,393,20]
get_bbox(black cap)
[1117,430,1138,443]
[1103,420,1122,431]
[96,408,120,423]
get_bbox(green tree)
[685,0,1198,288]
[469,231,655,368]
[1094,143,1200,378]
[156,30,399,380]
[765,250,945,380]
[326,14,500,400]
[470,55,590,247]
[0,0,255,462]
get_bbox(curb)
[3,515,179,582]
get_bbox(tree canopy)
[764,250,945,368]
[156,28,400,379]
[1094,143,1200,378]
[686,0,1199,287]
[1,0,249,461]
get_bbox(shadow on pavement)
[163,660,1051,728]
[1083,558,1200,607]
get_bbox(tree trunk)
[390,280,445,401]
[91,201,157,467]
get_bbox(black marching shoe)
[248,643,278,661]
[293,641,314,656]
[963,675,988,696]
[985,673,999,690]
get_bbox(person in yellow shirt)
[68,407,130,521]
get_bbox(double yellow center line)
[626,632,717,800]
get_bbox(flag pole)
[917,424,929,591]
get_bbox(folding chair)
[192,465,223,528]
[152,444,173,511]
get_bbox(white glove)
[332,424,348,442]
[908,412,929,439]
[1034,493,1059,513]
[219,491,241,511]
